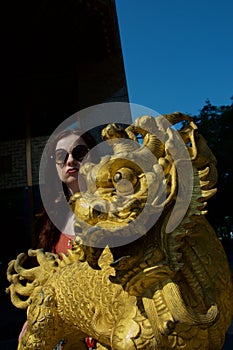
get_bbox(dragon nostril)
[92,204,104,218]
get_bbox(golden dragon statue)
[6,113,233,349]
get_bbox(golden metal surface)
[7,114,233,349]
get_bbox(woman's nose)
[66,153,77,164]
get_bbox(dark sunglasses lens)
[55,149,68,164]
[72,145,89,161]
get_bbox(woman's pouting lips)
[67,168,79,174]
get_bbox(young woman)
[19,127,97,350]
[37,128,97,255]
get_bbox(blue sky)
[115,0,233,117]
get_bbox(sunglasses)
[55,144,89,167]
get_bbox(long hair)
[35,128,97,252]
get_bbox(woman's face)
[55,134,89,194]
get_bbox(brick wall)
[0,136,48,190]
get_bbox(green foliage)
[192,97,233,231]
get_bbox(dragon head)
[70,114,218,290]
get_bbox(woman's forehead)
[56,134,86,150]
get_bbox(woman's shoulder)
[54,233,74,255]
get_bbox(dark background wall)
[0,0,129,251]
[0,1,129,345]
[0,0,128,141]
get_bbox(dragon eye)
[114,172,122,182]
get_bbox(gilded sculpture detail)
[6,113,233,349]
